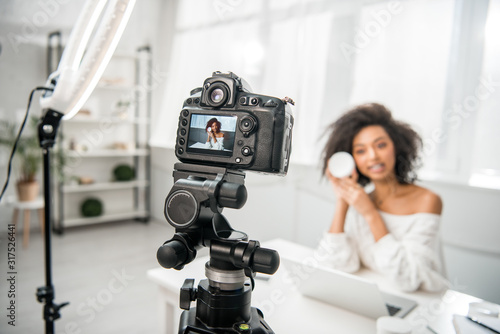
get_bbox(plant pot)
[16,180,39,202]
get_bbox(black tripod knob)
[157,239,189,269]
[180,279,197,310]
[210,240,280,275]
[252,247,280,275]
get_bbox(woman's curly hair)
[321,103,422,186]
[206,117,222,132]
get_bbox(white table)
[147,239,481,334]
[4,196,45,248]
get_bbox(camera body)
[174,72,294,175]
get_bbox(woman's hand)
[325,168,349,207]
[207,129,215,141]
[326,168,376,217]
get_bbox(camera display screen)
[186,114,237,157]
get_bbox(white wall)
[151,146,500,304]
[422,181,500,303]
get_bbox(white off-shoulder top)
[206,136,224,150]
[317,208,449,292]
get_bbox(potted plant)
[0,117,42,202]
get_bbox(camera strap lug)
[282,96,295,105]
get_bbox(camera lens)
[206,83,229,107]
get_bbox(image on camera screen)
[186,114,237,157]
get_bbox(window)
[348,0,454,173]
[469,0,500,188]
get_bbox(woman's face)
[352,125,396,182]
[211,122,220,133]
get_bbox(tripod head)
[157,163,280,276]
[156,163,279,333]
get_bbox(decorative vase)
[16,180,39,202]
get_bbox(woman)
[318,103,448,292]
[205,118,225,150]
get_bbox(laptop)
[280,256,418,319]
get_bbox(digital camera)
[174,71,294,175]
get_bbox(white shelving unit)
[55,46,152,231]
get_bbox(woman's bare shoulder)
[407,185,443,214]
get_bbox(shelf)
[67,149,149,157]
[62,180,149,193]
[64,210,149,227]
[54,45,152,232]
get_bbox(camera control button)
[177,148,184,155]
[241,147,252,156]
[264,100,278,108]
[239,116,257,134]
[235,157,242,163]
[180,129,187,135]
[181,119,188,126]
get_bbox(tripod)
[157,163,279,333]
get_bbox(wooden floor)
[0,218,184,334]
